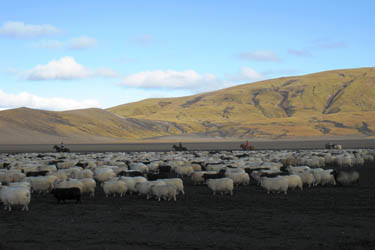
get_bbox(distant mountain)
[0,108,194,144]
[1,67,375,143]
[108,67,375,138]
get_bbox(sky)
[0,0,374,111]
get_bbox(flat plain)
[1,140,375,250]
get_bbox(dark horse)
[172,144,187,151]
[53,145,70,153]
[240,144,254,150]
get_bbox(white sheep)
[282,175,303,190]
[151,184,177,201]
[0,186,31,212]
[286,166,311,174]
[102,180,128,197]
[79,178,96,197]
[27,175,57,194]
[129,163,148,173]
[8,182,32,191]
[94,168,116,183]
[295,172,315,187]
[79,169,94,179]
[260,176,288,194]
[226,172,250,186]
[207,178,234,196]
[159,178,184,195]
[175,166,194,177]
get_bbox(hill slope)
[1,67,375,143]
[0,108,194,143]
[108,67,375,138]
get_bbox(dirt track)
[1,139,375,153]
[1,162,375,250]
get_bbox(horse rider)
[244,140,251,149]
[60,142,65,150]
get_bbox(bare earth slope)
[1,67,375,143]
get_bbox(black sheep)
[26,170,49,177]
[51,188,81,204]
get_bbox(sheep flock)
[1,148,374,212]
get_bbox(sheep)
[285,166,311,174]
[333,171,359,186]
[27,175,57,194]
[202,169,226,182]
[282,175,303,190]
[260,176,289,194]
[78,169,94,179]
[26,170,49,177]
[129,163,148,173]
[118,176,147,194]
[226,172,250,186]
[8,182,32,191]
[191,171,216,185]
[321,169,336,186]
[151,184,177,201]
[0,186,31,211]
[206,178,234,196]
[79,178,96,197]
[94,168,116,183]
[295,172,315,187]
[174,166,194,177]
[135,181,153,199]
[159,178,184,195]
[51,188,81,204]
[102,180,128,197]
[54,179,84,193]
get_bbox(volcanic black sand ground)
[1,144,375,250]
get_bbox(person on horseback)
[60,142,65,150]
[244,140,250,149]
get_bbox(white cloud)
[226,67,265,84]
[0,21,60,38]
[121,70,218,89]
[67,36,97,50]
[239,67,264,81]
[0,90,100,111]
[237,50,281,62]
[21,57,118,80]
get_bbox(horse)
[325,143,342,150]
[53,145,70,153]
[240,144,254,150]
[172,144,187,151]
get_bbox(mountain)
[1,67,375,144]
[0,107,194,144]
[108,67,375,138]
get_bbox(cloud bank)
[121,70,218,89]
[0,21,60,38]
[21,57,118,80]
[0,90,100,111]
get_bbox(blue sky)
[0,0,374,110]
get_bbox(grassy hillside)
[108,67,375,138]
[1,67,374,143]
[0,107,196,143]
